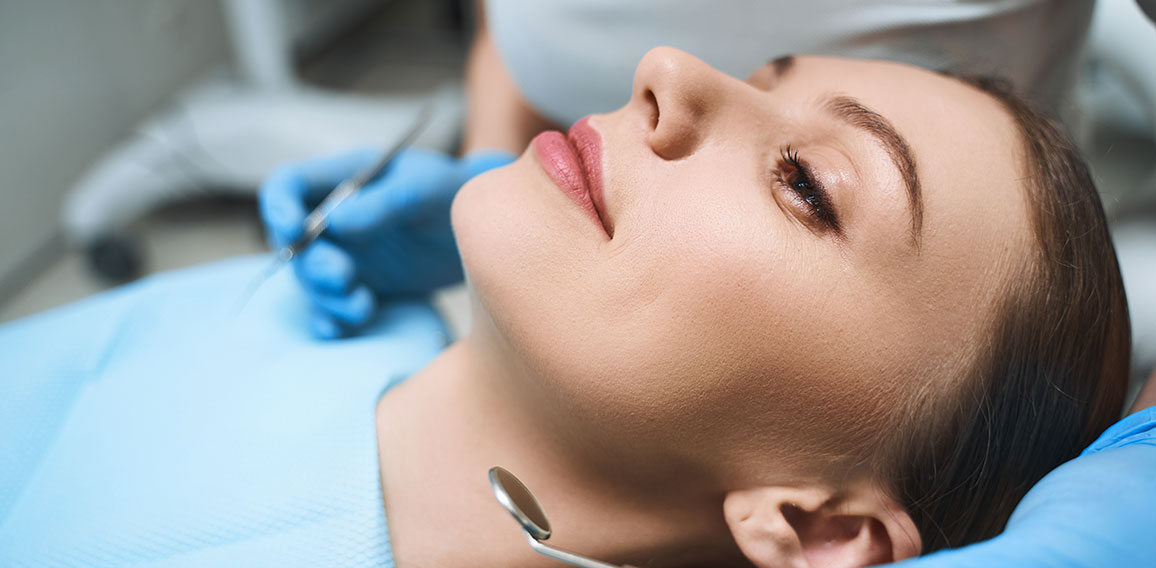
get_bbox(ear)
[723,483,921,568]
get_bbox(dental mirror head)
[488,467,632,568]
[489,466,553,540]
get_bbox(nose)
[631,47,729,161]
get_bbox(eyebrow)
[768,57,924,247]
[825,96,922,246]
[769,54,796,78]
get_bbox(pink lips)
[531,116,611,237]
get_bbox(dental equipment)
[275,104,432,264]
[489,467,635,568]
[234,106,432,312]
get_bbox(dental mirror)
[489,466,553,540]
[489,466,629,568]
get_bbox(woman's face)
[452,48,1032,480]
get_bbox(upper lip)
[567,117,612,237]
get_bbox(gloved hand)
[896,406,1156,567]
[259,147,516,339]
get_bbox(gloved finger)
[258,148,381,247]
[308,308,347,340]
[325,148,458,239]
[292,239,357,296]
[309,283,377,327]
[258,166,309,247]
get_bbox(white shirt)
[487,0,1093,126]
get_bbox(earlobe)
[723,484,921,568]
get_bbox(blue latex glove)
[259,147,515,339]
[897,406,1156,567]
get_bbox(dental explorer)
[234,106,432,313]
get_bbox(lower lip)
[532,130,608,236]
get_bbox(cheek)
[608,180,816,353]
[558,190,827,424]
[453,157,904,457]
[604,195,906,450]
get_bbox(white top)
[487,0,1093,126]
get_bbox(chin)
[450,157,709,450]
[453,161,536,312]
[452,160,562,346]
[451,150,604,336]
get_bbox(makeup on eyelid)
[769,145,845,237]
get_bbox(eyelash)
[774,145,841,233]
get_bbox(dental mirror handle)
[525,533,637,568]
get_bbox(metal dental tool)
[489,467,635,568]
[275,104,433,264]
[233,106,432,314]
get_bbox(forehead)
[778,56,1035,337]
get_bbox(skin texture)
[378,49,1034,567]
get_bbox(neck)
[376,328,749,567]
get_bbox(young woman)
[0,49,1130,567]
[376,48,1130,566]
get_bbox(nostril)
[644,88,659,130]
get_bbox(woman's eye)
[775,146,842,234]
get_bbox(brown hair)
[892,76,1131,552]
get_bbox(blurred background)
[0,0,1153,391]
[0,0,473,326]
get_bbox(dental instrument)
[276,105,433,264]
[234,106,432,312]
[489,467,635,568]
